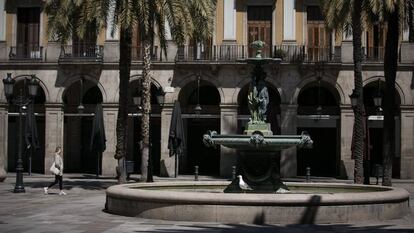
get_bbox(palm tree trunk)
[140,40,153,182]
[352,1,364,184]
[382,8,400,186]
[115,26,132,184]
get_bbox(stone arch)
[57,74,108,103]
[363,75,405,105]
[292,75,344,105]
[9,74,50,103]
[171,73,224,104]
[130,75,162,89]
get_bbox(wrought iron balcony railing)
[9,44,43,60]
[59,43,103,61]
[363,47,385,62]
[175,44,337,63]
[176,45,247,62]
[131,46,159,61]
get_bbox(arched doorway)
[63,78,103,174]
[237,82,281,134]
[179,80,221,176]
[7,78,46,174]
[128,80,162,176]
[363,79,401,178]
[297,82,340,177]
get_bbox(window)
[16,8,40,58]
[306,6,331,61]
[247,6,272,58]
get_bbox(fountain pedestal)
[244,122,273,136]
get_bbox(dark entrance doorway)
[63,79,103,174]
[128,81,163,176]
[296,83,340,177]
[297,127,337,177]
[7,78,45,173]
[363,79,401,178]
[179,80,221,176]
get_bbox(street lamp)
[194,74,202,115]
[77,77,85,113]
[373,79,382,114]
[3,73,39,193]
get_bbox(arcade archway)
[7,78,46,174]
[363,79,401,178]
[297,82,340,177]
[178,80,221,176]
[128,80,162,176]
[63,78,103,174]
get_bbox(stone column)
[159,103,174,177]
[101,105,118,176]
[280,104,297,177]
[44,104,64,174]
[400,108,414,179]
[223,0,236,41]
[400,28,414,63]
[341,33,353,63]
[220,104,238,177]
[340,106,354,179]
[283,0,296,41]
[0,104,8,181]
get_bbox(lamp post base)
[13,186,25,193]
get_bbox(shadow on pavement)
[132,223,414,233]
[23,180,118,190]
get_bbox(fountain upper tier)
[203,131,313,151]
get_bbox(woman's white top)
[54,153,64,176]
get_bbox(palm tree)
[321,0,411,186]
[137,1,216,182]
[320,0,371,183]
[46,0,216,183]
[371,1,411,186]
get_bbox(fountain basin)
[106,181,409,224]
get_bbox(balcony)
[131,46,159,61]
[9,44,43,61]
[363,47,385,62]
[59,43,103,63]
[175,44,337,63]
[176,45,247,62]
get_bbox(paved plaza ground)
[1,174,414,233]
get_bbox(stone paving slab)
[1,175,414,232]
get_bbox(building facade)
[0,0,413,179]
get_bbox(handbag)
[50,162,60,175]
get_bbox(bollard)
[194,166,199,181]
[306,167,311,182]
[232,166,236,180]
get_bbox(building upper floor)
[0,0,413,64]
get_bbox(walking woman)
[44,146,66,195]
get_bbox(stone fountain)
[105,41,409,224]
[203,40,312,193]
